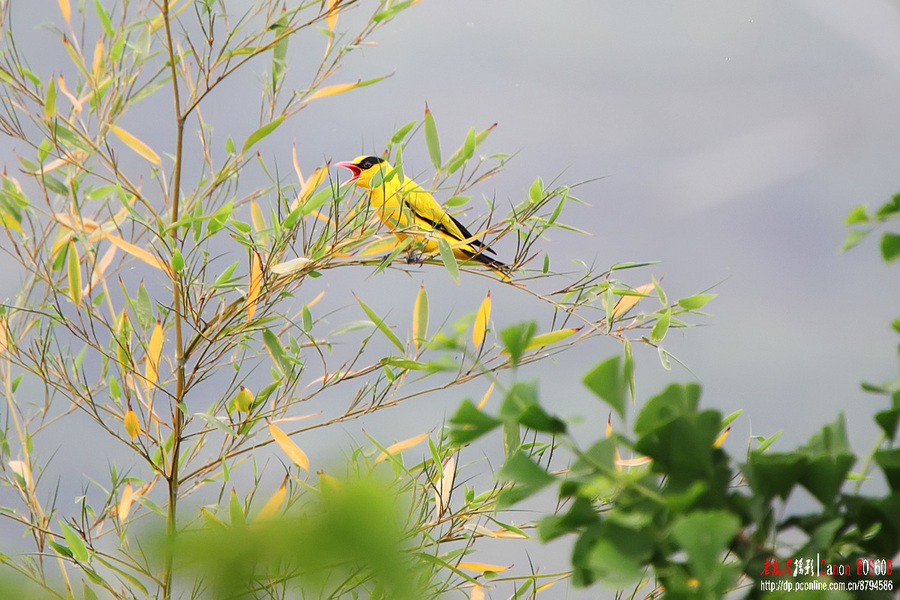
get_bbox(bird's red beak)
[334,161,360,184]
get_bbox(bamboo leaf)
[145,318,164,390]
[246,252,262,322]
[117,483,133,523]
[268,422,309,470]
[256,477,288,521]
[412,282,428,351]
[250,200,265,232]
[241,116,284,155]
[103,233,170,274]
[354,294,404,353]
[456,562,509,574]
[472,291,491,348]
[374,431,431,464]
[270,256,311,275]
[262,328,291,377]
[435,455,456,517]
[110,125,161,166]
[67,240,81,305]
[650,308,671,343]
[59,520,89,563]
[326,0,338,32]
[437,237,459,285]
[304,76,385,103]
[94,0,114,37]
[424,103,441,170]
[58,0,71,24]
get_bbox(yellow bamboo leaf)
[58,0,71,24]
[92,37,104,80]
[607,415,623,471]
[472,291,490,348]
[268,422,309,470]
[0,316,7,354]
[305,81,358,103]
[117,483,134,523]
[145,318,164,390]
[246,252,262,322]
[291,166,327,209]
[124,409,140,439]
[103,233,170,274]
[486,528,527,539]
[435,455,455,517]
[270,257,311,275]
[84,244,116,297]
[456,562,509,574]
[307,289,326,308]
[292,144,304,188]
[469,586,485,600]
[535,578,565,593]
[326,0,338,32]
[477,381,495,410]
[412,282,428,351]
[250,200,265,232]
[359,236,401,257]
[8,460,34,493]
[374,430,431,464]
[714,426,731,449]
[57,75,82,113]
[615,456,652,467]
[149,0,190,32]
[612,283,655,318]
[110,125,161,166]
[67,239,82,305]
[256,476,288,521]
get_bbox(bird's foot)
[406,249,427,265]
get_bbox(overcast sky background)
[2,1,900,597]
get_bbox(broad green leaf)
[496,451,555,507]
[45,77,57,117]
[449,399,502,445]
[583,356,625,418]
[671,511,741,590]
[840,228,868,252]
[881,232,900,263]
[845,204,868,224]
[242,116,284,155]
[423,103,441,171]
[355,294,404,353]
[499,321,537,365]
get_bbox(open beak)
[334,161,360,185]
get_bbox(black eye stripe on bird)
[335,155,509,279]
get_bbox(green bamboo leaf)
[881,232,900,263]
[242,116,284,155]
[529,177,543,203]
[194,412,237,437]
[44,77,57,118]
[93,0,114,37]
[423,103,441,171]
[67,240,81,305]
[677,293,716,311]
[262,328,291,377]
[650,308,671,342]
[354,294,405,353]
[59,520,89,562]
[391,120,416,144]
[437,237,459,285]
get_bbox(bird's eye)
[360,158,373,169]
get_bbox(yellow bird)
[335,155,508,277]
